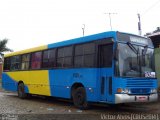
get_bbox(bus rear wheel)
[72,87,89,110]
[18,83,27,99]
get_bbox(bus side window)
[74,44,83,67]
[42,49,56,68]
[4,57,11,71]
[99,44,113,68]
[10,56,21,71]
[83,43,95,67]
[74,42,95,68]
[31,52,42,69]
[57,46,72,68]
[64,46,73,68]
[21,54,30,70]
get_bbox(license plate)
[136,96,148,102]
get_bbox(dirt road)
[0,89,160,120]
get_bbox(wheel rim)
[18,84,24,97]
[77,92,84,105]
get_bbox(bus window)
[99,44,113,68]
[31,52,42,69]
[74,44,83,67]
[42,49,56,68]
[10,56,21,70]
[64,57,72,68]
[21,54,30,70]
[74,42,95,68]
[57,46,72,68]
[4,57,11,71]
[83,43,95,54]
[84,54,95,67]
[74,56,83,67]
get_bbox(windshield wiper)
[127,42,139,54]
[127,42,141,76]
[142,45,148,67]
[142,45,148,55]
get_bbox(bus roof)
[48,31,117,49]
[5,31,117,57]
[5,31,149,57]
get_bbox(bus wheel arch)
[71,83,89,109]
[18,80,24,85]
[71,83,84,98]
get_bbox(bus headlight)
[117,88,130,94]
[123,88,129,94]
[150,89,157,93]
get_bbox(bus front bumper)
[115,93,158,104]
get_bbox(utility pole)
[82,24,85,37]
[105,13,117,30]
[137,13,142,36]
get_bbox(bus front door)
[99,43,113,103]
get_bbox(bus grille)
[130,88,150,94]
[126,79,154,88]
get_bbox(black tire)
[108,103,124,108]
[18,83,27,99]
[72,87,89,110]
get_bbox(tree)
[0,39,13,52]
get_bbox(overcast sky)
[0,0,160,51]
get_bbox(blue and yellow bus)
[2,31,158,109]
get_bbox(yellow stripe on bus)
[7,70,51,96]
[5,45,48,57]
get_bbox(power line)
[142,0,160,16]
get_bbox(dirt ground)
[0,85,160,120]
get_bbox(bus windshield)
[117,43,155,78]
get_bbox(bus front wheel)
[18,83,27,99]
[72,87,89,110]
